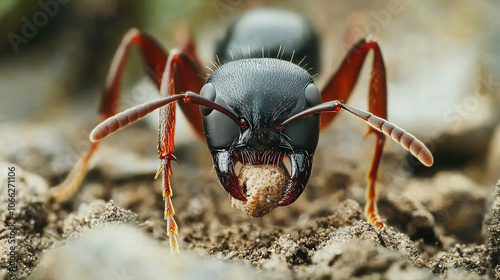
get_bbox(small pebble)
[231,164,288,217]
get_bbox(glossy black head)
[200,58,321,206]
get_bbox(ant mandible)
[51,9,433,253]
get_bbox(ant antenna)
[90,93,246,142]
[278,101,434,167]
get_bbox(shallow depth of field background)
[1,0,499,182]
[0,1,500,279]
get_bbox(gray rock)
[29,224,262,280]
[62,200,138,239]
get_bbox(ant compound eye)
[200,83,216,116]
[239,118,249,130]
[304,83,321,108]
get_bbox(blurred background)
[0,0,499,194]
[2,3,500,278]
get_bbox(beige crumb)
[231,164,289,218]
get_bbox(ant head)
[200,58,321,204]
[201,58,320,153]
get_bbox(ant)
[51,8,433,253]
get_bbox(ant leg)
[168,49,205,137]
[157,51,206,253]
[364,41,387,228]
[51,29,168,202]
[174,23,202,70]
[51,28,204,199]
[321,38,387,227]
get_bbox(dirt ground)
[0,123,499,279]
[1,1,500,279]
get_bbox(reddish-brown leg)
[52,28,206,252]
[321,38,387,227]
[51,29,167,201]
[51,28,205,211]
[156,49,205,253]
